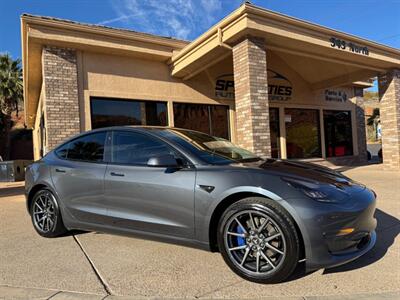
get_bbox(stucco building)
[21,3,400,169]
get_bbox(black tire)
[30,189,67,238]
[217,197,300,283]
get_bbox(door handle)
[110,172,125,177]
[55,168,66,173]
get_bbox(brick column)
[42,46,81,152]
[378,69,400,170]
[232,36,271,157]
[355,95,368,162]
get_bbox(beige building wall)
[84,49,359,158]
[33,46,363,162]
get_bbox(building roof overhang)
[21,14,189,127]
[169,3,400,83]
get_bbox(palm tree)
[0,53,23,160]
[0,53,23,116]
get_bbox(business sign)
[325,89,348,102]
[214,69,293,101]
[267,69,292,101]
[215,74,235,99]
[329,37,369,56]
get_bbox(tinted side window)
[56,143,69,159]
[112,131,174,165]
[66,132,107,162]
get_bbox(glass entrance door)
[324,110,353,157]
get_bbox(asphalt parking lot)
[0,164,399,299]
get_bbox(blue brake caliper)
[236,225,246,246]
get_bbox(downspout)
[218,27,232,50]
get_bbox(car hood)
[239,159,365,192]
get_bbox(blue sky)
[0,0,399,92]
[1,0,399,60]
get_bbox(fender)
[201,186,312,263]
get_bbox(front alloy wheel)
[218,197,300,283]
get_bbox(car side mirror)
[147,154,180,168]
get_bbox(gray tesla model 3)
[25,126,377,283]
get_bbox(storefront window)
[90,98,167,129]
[173,103,229,139]
[324,110,353,157]
[285,108,321,158]
[269,108,280,158]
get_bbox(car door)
[50,131,109,225]
[104,130,196,238]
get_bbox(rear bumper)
[291,187,377,271]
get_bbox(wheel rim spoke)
[227,231,246,237]
[249,212,256,231]
[265,243,284,255]
[260,250,276,269]
[257,218,269,233]
[235,218,248,235]
[255,251,260,273]
[240,248,250,266]
[37,215,46,223]
[229,245,247,251]
[265,233,281,242]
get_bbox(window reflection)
[56,132,106,162]
[285,108,321,158]
[91,98,167,129]
[112,131,173,165]
[173,103,229,139]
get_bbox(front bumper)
[289,187,377,271]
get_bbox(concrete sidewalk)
[0,164,399,299]
[0,285,399,300]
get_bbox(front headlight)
[301,189,328,199]
[281,176,345,203]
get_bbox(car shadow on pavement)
[0,185,25,198]
[323,208,400,274]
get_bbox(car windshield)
[159,129,262,165]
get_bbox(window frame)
[108,129,193,168]
[54,130,111,164]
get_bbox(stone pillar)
[378,69,400,170]
[355,95,368,162]
[232,36,271,157]
[42,46,81,152]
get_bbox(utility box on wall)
[0,160,32,182]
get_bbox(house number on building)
[330,37,369,56]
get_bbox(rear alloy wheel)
[31,189,67,237]
[217,197,300,283]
